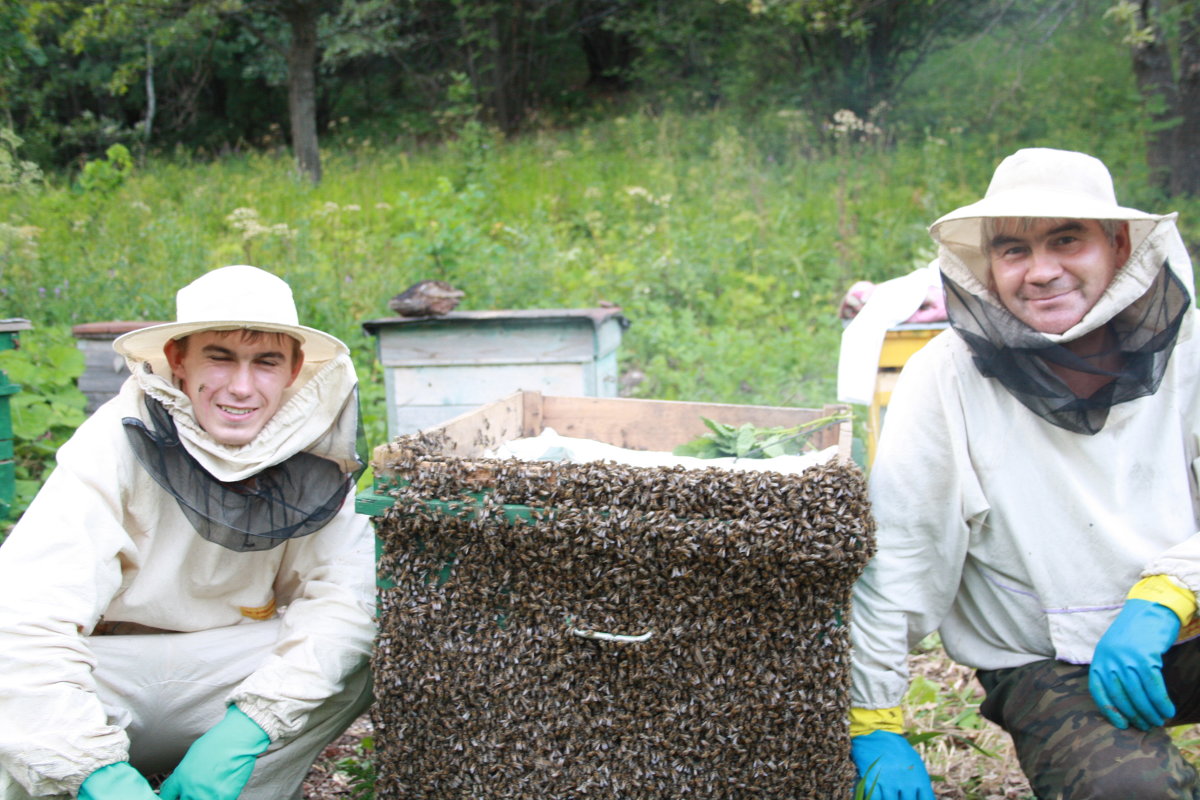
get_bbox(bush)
[0,326,87,538]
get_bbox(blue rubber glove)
[1089,598,1181,731]
[159,705,270,800]
[78,761,159,800]
[850,730,935,800]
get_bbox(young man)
[849,149,1200,798]
[0,265,375,800]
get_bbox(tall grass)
[0,115,949,441]
[6,98,1200,467]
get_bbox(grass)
[1,110,973,457]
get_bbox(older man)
[0,266,375,800]
[849,149,1200,798]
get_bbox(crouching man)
[850,149,1200,798]
[0,265,375,800]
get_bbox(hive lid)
[71,320,168,339]
[362,306,626,335]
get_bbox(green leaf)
[735,423,755,457]
[45,343,85,381]
[905,730,944,746]
[11,397,52,439]
[0,352,37,384]
[904,674,939,706]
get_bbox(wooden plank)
[371,391,530,471]
[390,405,480,437]
[390,363,590,406]
[372,392,854,474]
[520,389,544,438]
[375,318,599,366]
[539,395,849,456]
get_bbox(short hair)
[171,329,303,364]
[981,217,1124,255]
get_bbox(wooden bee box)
[361,308,626,439]
[360,391,873,800]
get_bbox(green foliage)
[0,327,87,533]
[674,412,850,459]
[611,0,1016,120]
[335,736,376,800]
[79,143,133,194]
[0,128,43,192]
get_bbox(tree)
[399,0,601,135]
[1108,0,1200,195]
[57,0,347,184]
[272,0,333,184]
[606,0,1019,124]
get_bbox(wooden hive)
[359,391,875,800]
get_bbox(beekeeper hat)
[114,265,347,363]
[929,148,1164,283]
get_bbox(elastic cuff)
[849,705,904,737]
[227,699,282,743]
[1129,575,1197,626]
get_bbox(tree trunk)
[284,0,322,185]
[144,38,156,140]
[1131,0,1180,193]
[1168,10,1200,195]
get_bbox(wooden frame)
[369,390,852,482]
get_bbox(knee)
[326,662,374,721]
[1059,748,1198,800]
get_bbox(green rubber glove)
[1089,598,1181,731]
[159,705,270,800]
[78,761,159,800]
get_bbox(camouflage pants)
[977,638,1200,800]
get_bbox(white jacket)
[850,215,1200,709]
[0,352,375,796]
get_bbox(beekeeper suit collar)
[929,148,1193,434]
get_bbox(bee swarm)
[372,432,876,799]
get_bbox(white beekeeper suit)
[851,150,1200,709]
[0,266,375,800]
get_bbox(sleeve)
[1138,345,1200,605]
[227,492,376,742]
[849,338,986,709]
[0,410,138,796]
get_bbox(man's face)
[164,330,304,447]
[987,218,1131,335]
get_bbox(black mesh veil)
[122,395,365,552]
[943,261,1190,435]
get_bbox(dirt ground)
[302,713,374,800]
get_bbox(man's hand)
[850,730,935,800]
[78,761,159,800]
[839,281,876,320]
[159,705,270,800]
[1088,598,1181,731]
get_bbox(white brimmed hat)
[113,265,347,363]
[929,148,1163,283]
